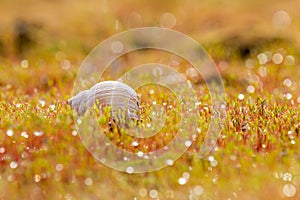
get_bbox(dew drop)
[34,131,44,137]
[285,93,292,100]
[56,163,64,171]
[34,174,41,183]
[193,185,204,196]
[84,177,93,186]
[7,175,15,182]
[247,85,255,93]
[10,161,18,169]
[291,140,296,144]
[257,53,268,65]
[272,10,291,28]
[21,131,29,139]
[0,147,5,154]
[185,140,192,147]
[272,53,283,64]
[283,79,292,87]
[258,66,267,77]
[111,41,123,53]
[132,141,139,147]
[149,189,158,198]
[238,94,244,100]
[126,166,134,174]
[166,159,174,166]
[152,67,163,77]
[137,151,144,157]
[6,129,13,137]
[283,172,293,182]
[21,60,29,68]
[208,156,214,162]
[61,59,71,70]
[178,177,187,185]
[139,188,147,197]
[282,183,296,197]
[210,160,218,167]
[160,12,176,28]
[149,89,154,95]
[71,130,77,136]
[285,55,295,65]
[50,104,56,111]
[39,99,46,107]
[182,172,190,179]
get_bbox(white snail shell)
[68,81,140,121]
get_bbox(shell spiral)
[68,81,140,121]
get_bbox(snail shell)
[68,81,140,121]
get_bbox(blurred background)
[0,0,299,94]
[1,0,300,199]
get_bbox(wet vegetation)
[1,0,300,199]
